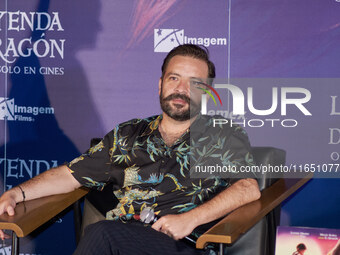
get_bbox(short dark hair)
[297,243,307,251]
[161,44,216,79]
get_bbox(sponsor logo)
[154,29,183,53]
[154,29,227,53]
[0,97,54,122]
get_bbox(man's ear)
[158,78,162,96]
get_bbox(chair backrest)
[225,147,286,255]
[252,147,286,190]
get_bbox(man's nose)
[174,79,190,93]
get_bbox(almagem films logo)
[154,29,184,53]
[0,97,15,120]
[0,97,55,122]
[154,29,227,53]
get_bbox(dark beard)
[160,92,200,121]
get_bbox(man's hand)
[0,191,18,216]
[151,213,196,240]
[0,188,21,240]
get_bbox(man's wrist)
[17,186,26,202]
[182,210,201,229]
[6,187,24,203]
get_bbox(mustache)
[162,93,190,103]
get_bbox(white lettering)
[201,85,312,116]
[214,84,245,115]
[0,65,20,74]
[17,37,33,57]
[0,11,63,31]
[49,12,64,31]
[265,119,280,127]
[20,12,35,31]
[14,105,54,115]
[214,118,299,128]
[281,87,312,116]
[281,119,298,127]
[330,152,339,161]
[7,158,19,178]
[248,87,278,115]
[330,96,340,115]
[0,37,65,60]
[0,158,59,179]
[4,38,19,58]
[248,119,264,128]
[184,36,227,47]
[329,128,340,144]
[8,11,20,31]
[213,118,228,127]
[19,160,34,178]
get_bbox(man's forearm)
[152,178,261,240]
[185,178,261,228]
[0,164,81,238]
[2,165,81,204]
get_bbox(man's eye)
[169,76,178,81]
[191,81,205,87]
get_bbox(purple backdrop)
[0,0,339,254]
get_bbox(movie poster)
[276,226,340,255]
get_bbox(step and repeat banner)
[0,0,339,254]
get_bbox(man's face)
[159,55,209,121]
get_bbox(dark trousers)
[74,220,212,255]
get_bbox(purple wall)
[0,0,339,254]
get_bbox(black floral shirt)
[68,115,255,224]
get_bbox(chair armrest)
[0,188,89,237]
[196,174,312,249]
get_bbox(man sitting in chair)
[0,44,260,255]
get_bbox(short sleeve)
[68,129,116,190]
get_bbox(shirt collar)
[140,115,162,137]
